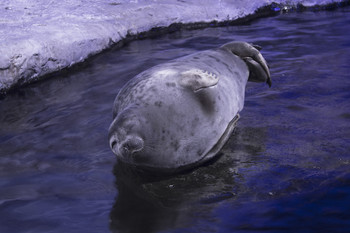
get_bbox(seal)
[108,41,271,173]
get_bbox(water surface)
[0,7,350,233]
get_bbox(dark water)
[1,7,350,233]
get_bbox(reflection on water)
[110,126,267,233]
[1,7,350,233]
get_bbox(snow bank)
[0,0,347,94]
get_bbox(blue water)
[1,7,350,233]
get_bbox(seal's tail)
[221,41,271,87]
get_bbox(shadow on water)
[109,126,268,233]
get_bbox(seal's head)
[108,107,148,164]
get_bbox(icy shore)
[0,0,348,94]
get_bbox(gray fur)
[108,41,271,172]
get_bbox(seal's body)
[108,41,271,172]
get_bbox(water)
[1,7,350,233]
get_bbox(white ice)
[0,0,344,93]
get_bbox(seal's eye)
[109,139,120,156]
[111,141,117,149]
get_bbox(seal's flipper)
[221,41,271,87]
[253,44,262,51]
[179,69,219,92]
[200,114,240,162]
[243,57,271,87]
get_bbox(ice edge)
[0,0,349,96]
